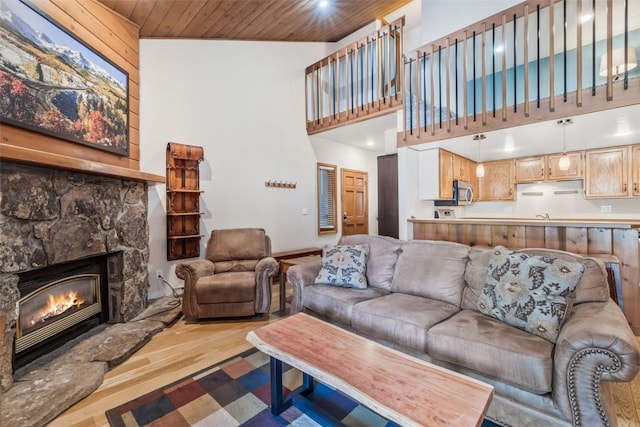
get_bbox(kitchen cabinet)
[585,146,629,198]
[477,159,515,201]
[418,149,476,200]
[515,152,582,183]
[632,145,640,197]
[547,152,583,181]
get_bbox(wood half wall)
[0,0,140,171]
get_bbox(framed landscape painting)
[0,0,129,156]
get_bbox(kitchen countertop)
[409,217,640,229]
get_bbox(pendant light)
[557,118,573,171]
[473,134,486,178]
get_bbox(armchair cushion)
[196,272,256,304]
[206,228,267,271]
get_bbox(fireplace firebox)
[14,256,109,369]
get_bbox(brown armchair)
[175,228,278,320]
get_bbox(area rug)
[106,347,500,427]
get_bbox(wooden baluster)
[502,14,507,121]
[408,56,413,135]
[438,45,443,128]
[524,4,530,117]
[482,23,487,125]
[455,38,459,126]
[513,13,517,113]
[606,0,613,101]
[446,38,451,132]
[377,31,383,109]
[592,0,596,96]
[563,0,567,103]
[537,4,541,108]
[577,0,583,107]
[492,23,496,118]
[403,55,408,141]
[463,30,468,129]
[319,63,324,125]
[414,53,420,137]
[423,51,428,132]
[430,44,436,135]
[549,0,555,112]
[623,0,629,90]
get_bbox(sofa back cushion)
[462,246,609,312]
[339,235,402,291]
[391,240,470,305]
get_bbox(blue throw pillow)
[314,244,369,289]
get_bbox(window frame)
[317,162,338,235]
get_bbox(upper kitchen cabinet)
[585,147,629,198]
[632,145,640,197]
[515,153,583,183]
[477,159,515,201]
[418,149,476,200]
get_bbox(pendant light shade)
[473,134,486,178]
[557,118,573,172]
[558,153,571,171]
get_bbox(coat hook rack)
[265,180,297,189]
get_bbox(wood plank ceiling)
[98,0,412,42]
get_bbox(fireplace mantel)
[0,144,165,183]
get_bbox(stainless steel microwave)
[434,180,474,206]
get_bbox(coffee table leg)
[270,357,290,415]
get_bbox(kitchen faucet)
[535,213,550,220]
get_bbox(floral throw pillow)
[477,246,585,343]
[314,244,369,289]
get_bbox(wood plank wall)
[413,222,640,334]
[0,0,140,171]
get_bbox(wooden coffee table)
[247,313,494,426]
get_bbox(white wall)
[420,0,521,44]
[140,39,331,297]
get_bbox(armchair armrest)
[254,257,278,313]
[552,300,640,425]
[175,259,216,319]
[287,258,323,313]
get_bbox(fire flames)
[30,291,86,326]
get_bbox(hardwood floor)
[50,284,640,426]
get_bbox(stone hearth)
[0,162,151,392]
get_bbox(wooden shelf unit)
[166,142,204,261]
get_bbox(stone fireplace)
[0,162,151,392]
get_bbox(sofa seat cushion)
[427,310,554,394]
[303,284,389,325]
[196,272,256,303]
[352,293,459,352]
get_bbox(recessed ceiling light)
[319,0,329,8]
[366,140,375,147]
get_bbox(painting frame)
[0,0,130,157]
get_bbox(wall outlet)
[600,205,612,213]
[301,208,308,215]
[503,206,513,213]
[155,270,163,280]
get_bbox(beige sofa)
[287,235,640,427]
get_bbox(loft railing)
[305,18,404,134]
[400,0,640,146]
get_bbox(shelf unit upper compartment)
[166,142,205,261]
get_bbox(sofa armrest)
[254,257,279,313]
[175,260,216,319]
[287,258,323,313]
[552,300,640,425]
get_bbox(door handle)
[343,212,348,224]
